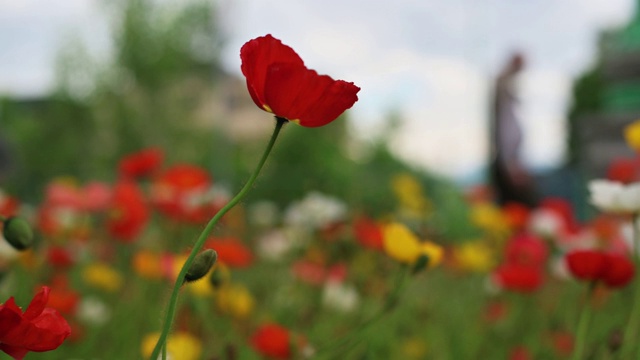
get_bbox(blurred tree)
[2,0,223,198]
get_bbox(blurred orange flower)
[205,237,253,268]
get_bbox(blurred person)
[489,52,538,207]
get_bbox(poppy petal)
[240,34,304,111]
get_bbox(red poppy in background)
[566,250,608,281]
[151,164,214,223]
[504,233,548,268]
[46,246,76,269]
[0,287,71,360]
[106,180,149,242]
[502,202,530,231]
[81,182,112,212]
[0,193,19,218]
[601,253,635,288]
[250,323,291,359]
[205,237,253,268]
[118,147,164,179]
[240,34,360,127]
[353,216,384,250]
[493,264,543,293]
[565,250,634,288]
[606,157,640,184]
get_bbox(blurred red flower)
[606,157,640,184]
[0,193,19,218]
[0,286,71,360]
[566,250,608,281]
[602,253,635,288]
[353,216,384,250]
[106,180,149,241]
[493,264,543,293]
[502,202,530,231]
[565,250,635,288]
[240,34,360,127]
[118,147,163,179]
[205,237,253,268]
[46,246,76,269]
[250,323,291,359]
[504,233,548,268]
[151,164,215,223]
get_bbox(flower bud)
[411,254,430,274]
[184,249,217,283]
[3,217,34,251]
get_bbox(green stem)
[315,267,410,358]
[572,282,596,360]
[150,118,286,360]
[620,213,640,358]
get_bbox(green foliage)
[1,0,223,197]
[567,66,604,165]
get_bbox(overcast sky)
[0,0,636,181]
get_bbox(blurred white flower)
[248,200,280,228]
[549,255,572,281]
[322,281,359,313]
[256,229,294,261]
[77,296,111,325]
[284,192,347,230]
[528,208,564,238]
[589,180,640,214]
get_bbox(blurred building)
[572,0,640,178]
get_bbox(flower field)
[2,28,640,360]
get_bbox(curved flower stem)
[315,267,410,358]
[150,117,286,360]
[572,281,596,360]
[620,213,640,358]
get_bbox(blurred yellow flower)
[383,222,422,264]
[383,222,443,269]
[215,283,255,319]
[391,173,431,215]
[186,270,215,297]
[82,262,123,292]
[141,331,202,360]
[470,202,509,236]
[453,240,496,272]
[625,119,640,151]
[171,254,189,281]
[421,241,444,268]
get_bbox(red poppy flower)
[565,250,608,281]
[0,287,71,360]
[205,237,253,268]
[240,34,360,127]
[151,164,214,223]
[353,216,384,250]
[504,233,548,268]
[606,157,640,184]
[0,193,19,218]
[106,180,149,242]
[46,246,76,269]
[118,147,164,179]
[601,253,635,288]
[502,202,530,230]
[250,323,291,359]
[493,264,543,293]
